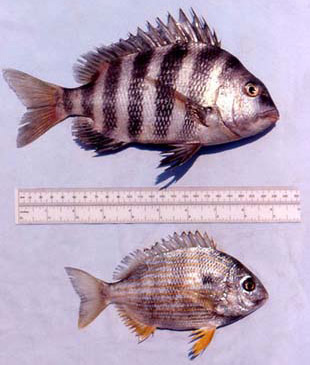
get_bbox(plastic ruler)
[15,187,301,224]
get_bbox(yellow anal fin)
[137,324,156,343]
[116,306,156,343]
[188,327,216,360]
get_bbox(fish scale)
[113,249,211,321]
[154,43,188,139]
[80,84,94,118]
[127,50,154,138]
[102,60,121,133]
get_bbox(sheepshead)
[3,9,279,170]
[65,232,268,359]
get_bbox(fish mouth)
[258,108,280,123]
[254,291,269,307]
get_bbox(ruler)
[15,187,301,224]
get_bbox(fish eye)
[244,83,260,97]
[241,277,256,292]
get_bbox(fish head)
[216,52,279,139]
[215,259,268,326]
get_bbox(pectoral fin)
[188,327,216,360]
[190,291,215,312]
[116,305,156,343]
[159,143,201,170]
[145,76,216,128]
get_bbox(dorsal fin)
[113,231,216,281]
[74,8,221,84]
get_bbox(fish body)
[3,9,279,169]
[66,232,268,359]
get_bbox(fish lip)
[257,108,280,123]
[255,293,269,307]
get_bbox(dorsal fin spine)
[113,231,217,281]
[74,9,221,84]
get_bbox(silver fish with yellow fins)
[65,231,268,359]
[3,9,279,170]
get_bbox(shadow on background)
[95,125,275,189]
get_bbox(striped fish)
[65,231,268,359]
[3,9,279,169]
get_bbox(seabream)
[65,231,268,359]
[3,9,279,169]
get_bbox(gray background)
[1,0,309,364]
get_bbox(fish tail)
[65,267,110,329]
[3,68,69,147]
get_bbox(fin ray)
[159,143,201,170]
[3,69,65,147]
[72,117,127,154]
[188,327,216,360]
[113,231,216,281]
[65,267,110,329]
[145,75,212,129]
[116,305,156,342]
[74,9,220,83]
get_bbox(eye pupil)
[245,83,259,97]
[242,277,256,292]
[249,86,256,94]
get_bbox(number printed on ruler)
[15,187,301,224]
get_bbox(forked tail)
[3,69,69,147]
[65,267,110,328]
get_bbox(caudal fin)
[3,69,67,147]
[65,267,110,329]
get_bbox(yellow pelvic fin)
[116,306,156,343]
[188,327,216,360]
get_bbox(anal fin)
[160,143,201,170]
[116,305,156,343]
[72,117,127,154]
[188,327,216,360]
